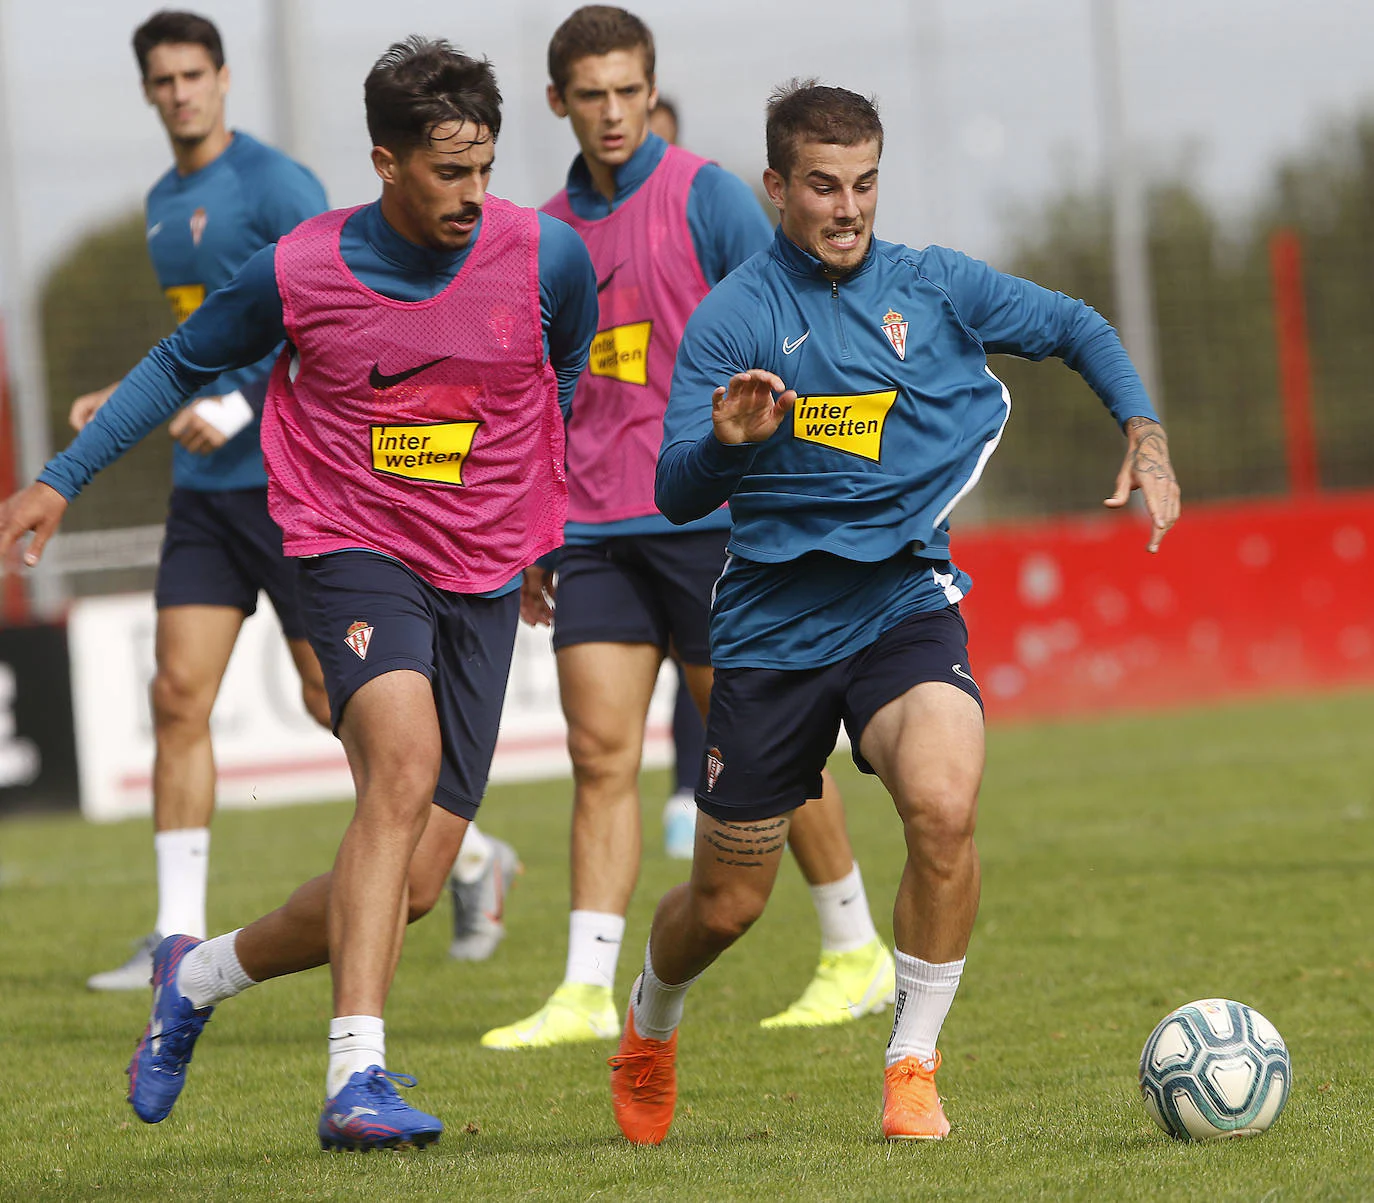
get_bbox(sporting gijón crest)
[880,309,909,360]
[344,620,373,660]
[705,746,725,792]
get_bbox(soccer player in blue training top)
[0,37,597,1151]
[608,81,1180,1145]
[480,6,895,1052]
[79,10,331,991]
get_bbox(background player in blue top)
[480,7,894,1053]
[81,11,330,994]
[608,81,1180,1146]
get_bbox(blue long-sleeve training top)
[144,130,327,490]
[657,227,1160,669]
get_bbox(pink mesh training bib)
[262,200,565,592]
[543,144,710,524]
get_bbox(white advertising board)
[70,592,677,823]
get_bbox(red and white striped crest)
[881,309,909,360]
[344,620,373,660]
[705,746,725,792]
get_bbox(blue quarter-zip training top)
[657,227,1159,669]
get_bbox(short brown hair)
[132,10,224,80]
[547,5,655,96]
[766,80,883,179]
[364,36,503,156]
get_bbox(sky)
[2,0,1373,289]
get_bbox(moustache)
[442,206,482,224]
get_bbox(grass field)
[3,689,1372,1201]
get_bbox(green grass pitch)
[2,690,1371,1201]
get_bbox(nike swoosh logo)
[594,934,621,944]
[782,330,810,355]
[839,891,861,906]
[596,262,625,294]
[369,355,451,390]
[146,222,163,240]
[952,663,977,683]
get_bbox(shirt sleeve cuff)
[694,431,763,473]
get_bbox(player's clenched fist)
[0,482,68,568]
[711,369,798,446]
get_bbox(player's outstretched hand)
[170,405,229,455]
[0,482,69,569]
[520,565,555,627]
[711,370,797,446]
[1104,417,1181,553]
[69,383,118,432]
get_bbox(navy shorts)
[551,529,729,665]
[297,551,520,820]
[697,606,983,822]
[155,486,306,640]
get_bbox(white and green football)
[1138,998,1291,1140]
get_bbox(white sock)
[886,951,965,1068]
[451,823,494,885]
[175,929,256,1010]
[629,941,700,1041]
[810,861,880,954]
[564,910,625,990]
[154,827,210,939]
[327,1015,385,1098]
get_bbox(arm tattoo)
[705,817,787,866]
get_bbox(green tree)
[976,108,1374,521]
[40,211,175,533]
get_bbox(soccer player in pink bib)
[480,6,895,1053]
[0,38,596,1151]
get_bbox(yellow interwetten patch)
[371,423,481,486]
[791,391,898,463]
[164,284,207,325]
[588,321,652,385]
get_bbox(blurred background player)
[609,80,1180,1145]
[81,10,330,991]
[647,95,678,146]
[480,6,893,1052]
[0,36,597,1149]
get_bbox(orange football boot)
[882,1051,950,1140]
[608,1007,678,1145]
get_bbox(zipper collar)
[564,132,668,219]
[769,224,877,285]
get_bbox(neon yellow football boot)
[760,937,897,1029]
[480,982,619,1050]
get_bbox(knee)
[566,722,638,791]
[355,756,440,829]
[150,668,213,732]
[901,783,979,868]
[693,882,768,949]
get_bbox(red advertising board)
[956,491,1374,720]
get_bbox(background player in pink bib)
[0,37,596,1151]
[480,6,895,1052]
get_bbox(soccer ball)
[1138,998,1291,1140]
